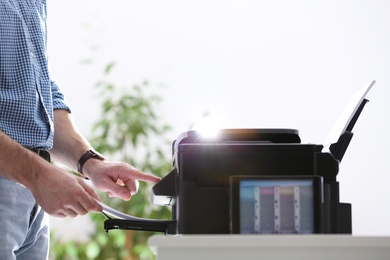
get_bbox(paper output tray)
[104,219,176,233]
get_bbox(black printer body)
[103,80,375,235]
[152,128,349,234]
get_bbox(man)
[0,1,161,259]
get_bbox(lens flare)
[191,115,223,138]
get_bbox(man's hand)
[29,165,103,218]
[84,160,161,201]
[0,130,103,218]
[50,110,161,202]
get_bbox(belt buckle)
[33,148,51,162]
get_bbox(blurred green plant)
[51,62,173,260]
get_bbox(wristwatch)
[77,150,106,179]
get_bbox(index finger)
[127,167,161,183]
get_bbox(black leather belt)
[29,148,51,162]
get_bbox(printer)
[103,80,375,235]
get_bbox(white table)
[148,235,390,260]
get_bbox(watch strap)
[77,150,106,179]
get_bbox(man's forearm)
[0,130,52,188]
[50,109,93,171]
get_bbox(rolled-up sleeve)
[51,80,71,112]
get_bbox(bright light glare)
[191,115,224,138]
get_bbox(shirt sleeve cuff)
[51,81,72,112]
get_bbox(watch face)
[90,150,98,157]
[90,150,105,160]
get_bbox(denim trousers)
[0,176,49,260]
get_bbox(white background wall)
[47,0,390,236]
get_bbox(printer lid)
[174,128,301,147]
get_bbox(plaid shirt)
[0,0,70,149]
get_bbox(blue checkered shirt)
[0,0,70,149]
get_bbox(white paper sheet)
[94,198,150,221]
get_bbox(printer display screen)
[234,177,321,234]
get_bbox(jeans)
[0,176,49,260]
